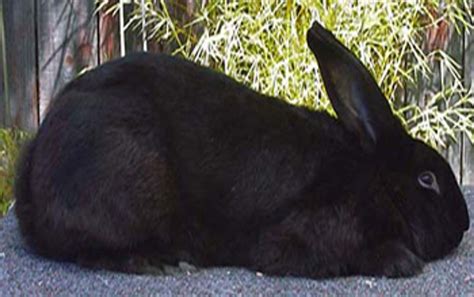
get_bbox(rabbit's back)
[47,53,349,218]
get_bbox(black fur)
[14,21,469,278]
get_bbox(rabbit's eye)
[419,172,434,185]
[418,171,440,195]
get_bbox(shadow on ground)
[1,188,473,296]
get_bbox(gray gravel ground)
[1,188,473,296]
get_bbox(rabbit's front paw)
[358,241,424,278]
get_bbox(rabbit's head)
[306,21,470,261]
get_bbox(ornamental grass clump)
[0,129,30,215]
[102,0,473,150]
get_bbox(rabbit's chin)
[410,219,466,261]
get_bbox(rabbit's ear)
[307,21,403,152]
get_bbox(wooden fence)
[0,0,473,184]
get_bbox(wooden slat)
[462,5,474,185]
[2,0,38,132]
[98,0,151,63]
[0,0,6,127]
[97,0,184,62]
[98,0,121,63]
[124,2,144,54]
[36,0,99,120]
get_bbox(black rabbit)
[15,21,469,278]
